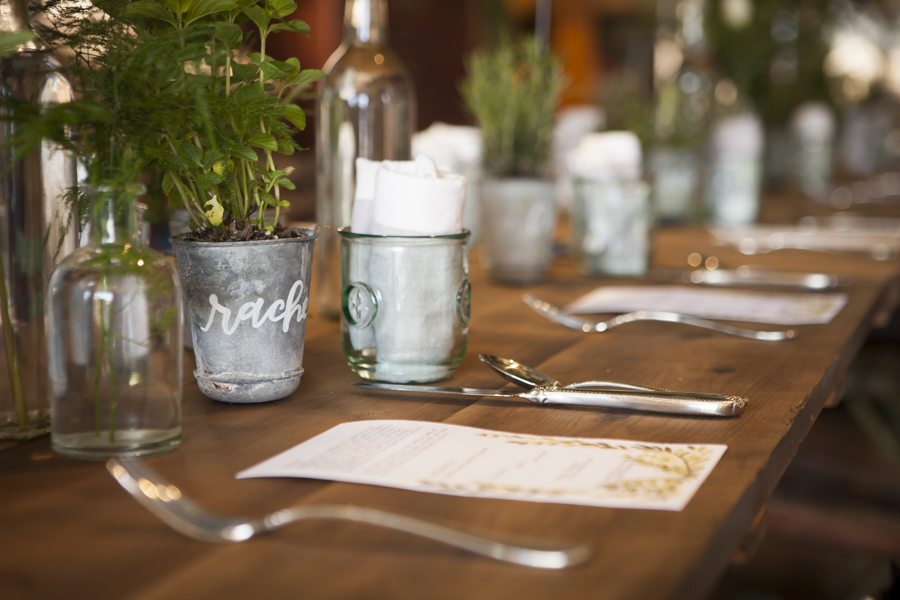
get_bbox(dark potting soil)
[181,224,312,243]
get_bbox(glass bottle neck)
[657,0,707,53]
[87,186,140,246]
[342,0,388,46]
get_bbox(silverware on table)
[647,266,849,290]
[523,294,798,342]
[353,382,747,417]
[478,354,676,393]
[107,459,590,569]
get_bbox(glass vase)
[0,0,77,439]
[315,0,417,318]
[571,179,651,276]
[47,185,183,459]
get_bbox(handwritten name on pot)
[201,280,309,335]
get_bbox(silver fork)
[107,459,591,569]
[523,294,797,342]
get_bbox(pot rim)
[170,228,319,247]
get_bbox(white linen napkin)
[566,131,642,182]
[351,155,466,236]
[411,122,481,171]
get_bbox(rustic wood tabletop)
[3,225,899,600]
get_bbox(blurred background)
[263,2,900,598]
[270,0,900,222]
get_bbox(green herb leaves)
[25,0,325,232]
[462,36,564,178]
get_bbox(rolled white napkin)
[351,157,437,233]
[566,131,643,182]
[350,155,466,236]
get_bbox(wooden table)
[3,226,899,600]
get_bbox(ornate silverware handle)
[523,387,747,417]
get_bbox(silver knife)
[353,383,747,417]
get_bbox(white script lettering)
[200,280,308,335]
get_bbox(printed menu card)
[238,420,727,511]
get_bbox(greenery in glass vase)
[461,36,565,178]
[5,0,323,236]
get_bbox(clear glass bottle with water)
[47,185,183,459]
[315,0,416,318]
[0,0,77,439]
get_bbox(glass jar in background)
[572,180,651,276]
[0,0,77,440]
[706,113,764,226]
[316,0,416,318]
[340,229,469,383]
[790,102,835,200]
[568,131,650,277]
[47,185,183,459]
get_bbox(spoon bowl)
[478,355,560,388]
[478,354,702,395]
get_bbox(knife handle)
[522,387,747,417]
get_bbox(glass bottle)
[315,0,416,318]
[651,0,715,222]
[0,0,77,439]
[47,185,183,459]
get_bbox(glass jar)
[315,0,417,318]
[571,179,651,276]
[340,229,469,383]
[0,0,77,439]
[47,185,183,459]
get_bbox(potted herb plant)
[461,36,564,284]
[18,0,325,405]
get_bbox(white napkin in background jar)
[566,131,643,183]
[411,122,482,242]
[346,156,468,382]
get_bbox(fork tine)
[523,294,592,331]
[108,459,240,542]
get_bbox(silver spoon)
[478,354,674,393]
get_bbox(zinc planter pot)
[171,230,318,403]
[479,178,557,284]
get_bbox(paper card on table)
[564,285,847,325]
[237,420,727,511]
[709,224,900,259]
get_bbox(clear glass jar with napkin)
[568,132,651,276]
[341,156,470,383]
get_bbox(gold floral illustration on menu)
[419,433,715,502]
